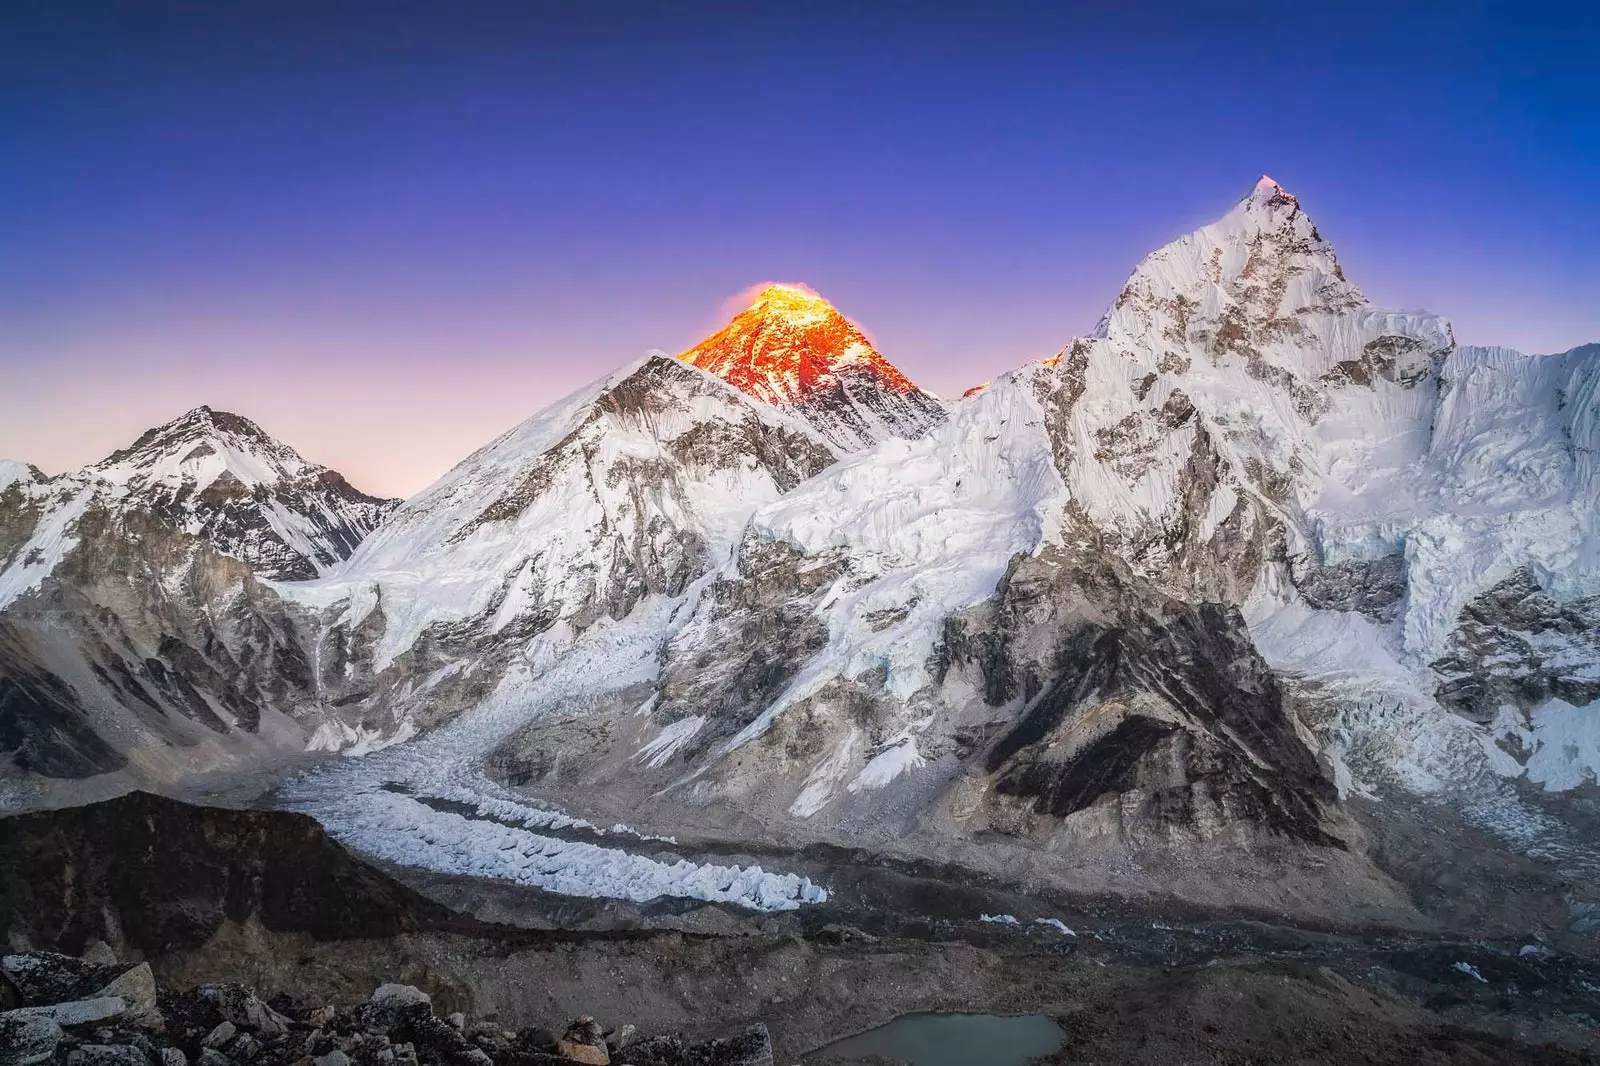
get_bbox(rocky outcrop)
[1431,568,1600,723]
[0,792,467,955]
[0,934,774,1062]
[84,407,395,582]
[0,947,774,1066]
[952,545,1341,847]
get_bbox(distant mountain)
[0,409,395,785]
[84,405,394,580]
[680,284,947,450]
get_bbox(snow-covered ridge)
[288,352,839,673]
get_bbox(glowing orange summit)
[679,284,919,408]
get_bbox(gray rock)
[202,1021,237,1049]
[196,1050,232,1066]
[446,1012,465,1031]
[0,953,123,1007]
[362,984,431,1033]
[93,964,161,1031]
[9,996,127,1027]
[229,1033,260,1062]
[80,943,119,968]
[197,985,286,1036]
[66,1046,150,1066]
[0,1012,62,1066]
[688,1023,774,1066]
[313,1052,350,1066]
[158,1049,187,1066]
[1296,553,1407,622]
[607,1023,636,1051]
[556,1015,609,1064]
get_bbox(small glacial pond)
[805,1012,1065,1065]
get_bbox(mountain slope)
[0,409,396,791]
[277,352,840,746]
[680,284,947,450]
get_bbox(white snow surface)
[277,595,829,910]
[718,372,1067,763]
[1524,698,1600,791]
[284,352,836,672]
[0,460,41,491]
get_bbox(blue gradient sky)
[3,1,1596,496]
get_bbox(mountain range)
[2,177,1596,916]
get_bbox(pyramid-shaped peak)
[1090,175,1369,347]
[91,404,309,489]
[681,283,922,405]
[680,283,946,450]
[1251,174,1295,200]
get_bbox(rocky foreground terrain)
[1,793,1598,1065]
[0,950,774,1066]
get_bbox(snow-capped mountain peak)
[680,283,947,450]
[90,405,318,493]
[64,405,398,581]
[1090,175,1395,383]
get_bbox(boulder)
[158,1050,188,1066]
[197,985,288,1036]
[556,1015,608,1063]
[688,1024,774,1066]
[94,963,162,1030]
[202,1021,238,1049]
[362,985,431,1033]
[0,953,122,1006]
[606,1023,636,1053]
[553,1041,608,1065]
[394,1010,491,1066]
[80,942,119,967]
[65,1047,150,1066]
[0,1012,63,1066]
[9,996,127,1027]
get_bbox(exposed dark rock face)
[0,792,465,956]
[654,537,846,754]
[789,369,948,455]
[1321,335,1444,389]
[0,641,128,778]
[0,513,324,779]
[1296,553,1408,622]
[1432,567,1600,722]
[949,545,1341,847]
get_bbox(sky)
[2,1,1596,498]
